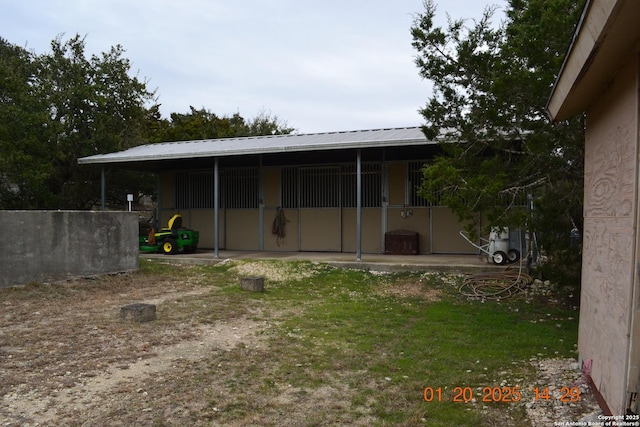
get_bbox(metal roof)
[78,127,431,165]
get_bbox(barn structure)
[547,0,640,415]
[78,127,479,258]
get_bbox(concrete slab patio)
[140,250,509,274]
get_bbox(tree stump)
[120,303,156,322]
[240,276,265,292]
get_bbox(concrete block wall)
[0,211,139,288]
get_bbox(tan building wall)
[160,172,174,209]
[386,162,432,254]
[342,208,382,253]
[225,209,260,250]
[262,168,300,250]
[430,207,476,254]
[190,209,224,249]
[387,162,406,205]
[157,164,476,254]
[157,209,225,249]
[264,207,299,251]
[263,167,280,207]
[386,207,430,253]
[580,54,638,414]
[300,209,341,251]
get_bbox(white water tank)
[489,228,510,264]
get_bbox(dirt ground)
[0,262,601,426]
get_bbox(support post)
[356,149,362,261]
[156,173,162,230]
[214,158,220,259]
[101,167,106,211]
[259,155,264,251]
[381,148,388,253]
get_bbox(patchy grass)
[215,265,579,426]
[0,259,587,426]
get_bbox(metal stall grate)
[408,161,436,207]
[342,163,382,207]
[299,166,340,208]
[222,167,259,209]
[281,167,298,208]
[175,170,215,209]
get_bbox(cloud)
[1,0,501,133]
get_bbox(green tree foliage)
[0,34,295,210]
[0,39,51,208]
[411,0,586,280]
[245,109,295,137]
[151,106,294,143]
[0,35,155,209]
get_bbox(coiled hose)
[459,266,533,299]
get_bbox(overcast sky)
[1,0,503,134]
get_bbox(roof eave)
[547,0,640,121]
[77,137,432,166]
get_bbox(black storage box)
[384,230,419,255]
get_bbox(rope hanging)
[271,207,288,246]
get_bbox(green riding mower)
[139,214,199,255]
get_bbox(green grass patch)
[193,260,579,426]
[23,259,577,426]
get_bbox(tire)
[492,251,508,265]
[507,249,521,263]
[162,238,177,255]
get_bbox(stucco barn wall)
[300,209,341,251]
[158,209,225,249]
[0,211,138,288]
[226,209,260,250]
[430,207,476,254]
[263,167,280,207]
[581,55,638,414]
[387,162,406,206]
[160,172,174,209]
[264,207,299,251]
[342,208,382,253]
[189,209,222,249]
[387,207,430,254]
